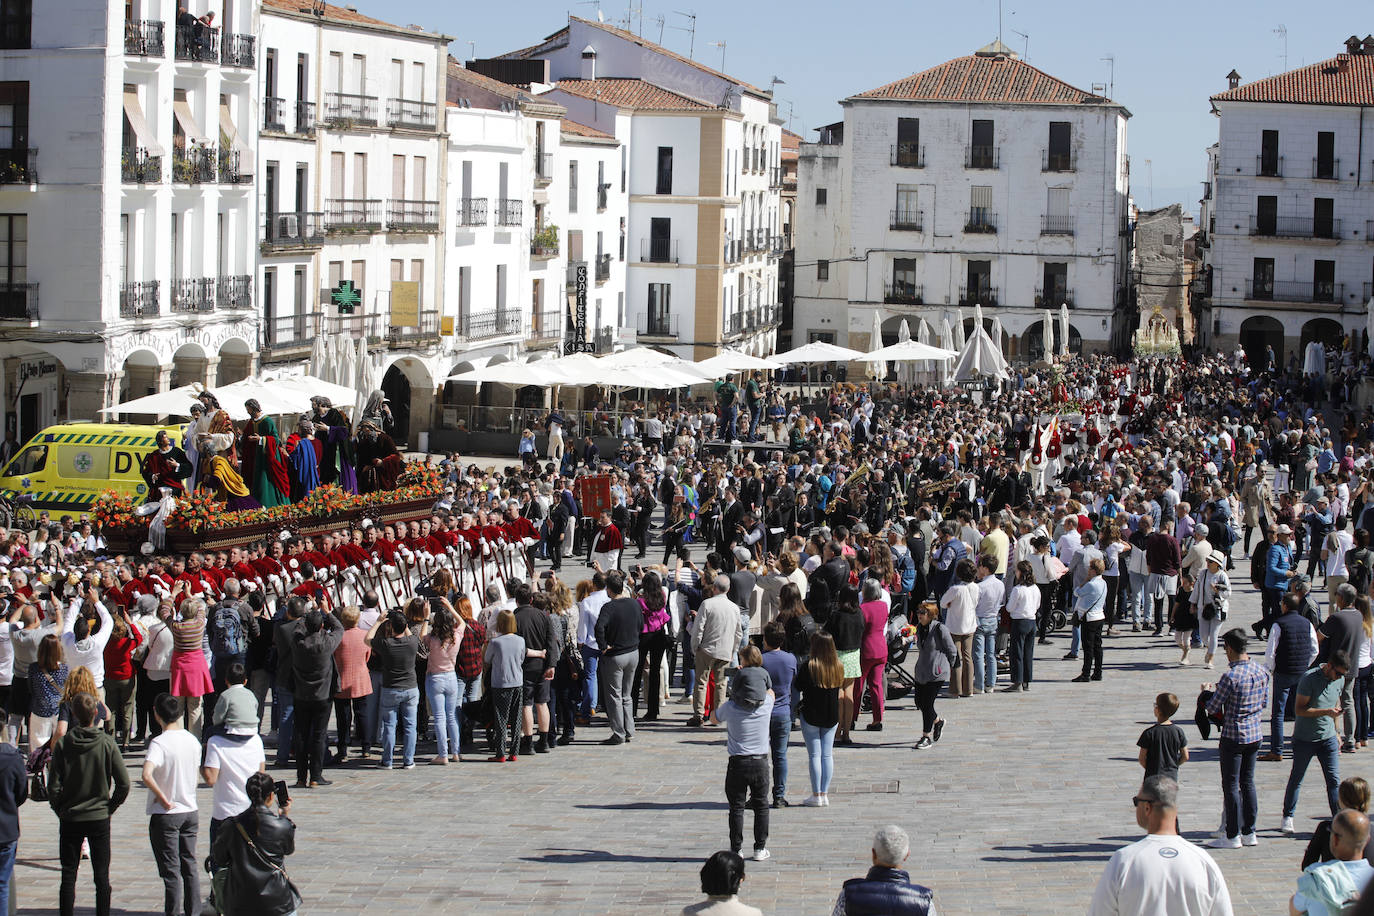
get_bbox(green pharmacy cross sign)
[332,280,361,314]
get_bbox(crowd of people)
[6,341,1374,912]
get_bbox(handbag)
[1046,555,1069,581]
[233,821,303,912]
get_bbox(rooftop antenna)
[997,0,1003,44]
[624,2,643,35]
[651,13,665,44]
[709,39,725,71]
[671,10,696,58]
[1010,28,1028,60]
[577,0,602,19]
[1273,24,1288,72]
[1100,54,1115,99]
[1145,158,1154,209]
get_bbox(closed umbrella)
[896,319,915,387]
[309,333,327,380]
[953,308,966,350]
[866,309,885,381]
[1043,312,1056,363]
[940,317,956,385]
[1058,303,1071,357]
[990,316,1005,356]
[953,327,1010,381]
[1365,300,1374,358]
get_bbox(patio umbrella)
[990,317,1005,357]
[773,341,866,364]
[1058,303,1071,358]
[213,377,309,419]
[1043,312,1056,363]
[309,332,327,380]
[100,383,207,418]
[695,349,784,376]
[353,337,376,428]
[267,374,358,409]
[856,339,959,364]
[895,320,915,387]
[953,327,1010,381]
[952,308,966,350]
[1303,340,1326,376]
[866,309,885,382]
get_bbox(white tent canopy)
[267,374,358,408]
[952,327,1010,381]
[695,349,783,376]
[854,339,958,363]
[773,341,865,364]
[100,384,207,418]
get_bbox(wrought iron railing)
[263,97,286,132]
[1041,214,1075,236]
[220,33,254,68]
[596,253,612,282]
[217,148,249,184]
[964,211,997,234]
[642,238,678,263]
[965,145,999,169]
[122,148,162,184]
[1042,149,1075,172]
[0,148,36,184]
[495,199,522,227]
[460,309,522,339]
[262,211,326,247]
[1312,158,1340,180]
[120,281,160,318]
[0,282,38,320]
[890,209,923,231]
[263,312,321,351]
[323,91,378,126]
[172,145,216,184]
[883,283,923,305]
[637,313,677,337]
[1246,279,1342,304]
[386,200,440,231]
[217,274,252,309]
[125,20,164,56]
[456,197,487,227]
[171,277,216,312]
[295,100,316,135]
[1249,215,1342,240]
[958,284,998,307]
[386,98,436,130]
[388,309,440,343]
[1034,287,1074,308]
[531,310,564,342]
[890,143,924,168]
[1256,154,1283,178]
[323,199,383,230]
[174,23,218,63]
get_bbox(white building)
[491,16,784,359]
[1198,37,1374,364]
[257,0,449,443]
[792,42,1131,360]
[0,0,261,444]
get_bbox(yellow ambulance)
[0,423,183,514]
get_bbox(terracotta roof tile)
[1211,54,1374,106]
[852,53,1111,106]
[446,57,525,102]
[553,78,711,111]
[262,0,432,34]
[561,118,614,139]
[782,129,801,149]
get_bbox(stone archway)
[216,336,254,385]
[170,342,210,389]
[1239,315,1284,369]
[1301,317,1343,353]
[381,356,433,447]
[1022,316,1083,361]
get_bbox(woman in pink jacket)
[856,578,890,731]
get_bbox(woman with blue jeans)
[365,609,421,769]
[794,632,843,807]
[423,600,464,764]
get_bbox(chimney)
[580,45,597,80]
[1226,69,1241,90]
[1345,35,1362,55]
[1363,35,1374,54]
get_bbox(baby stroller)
[862,610,916,711]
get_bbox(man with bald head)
[1289,809,1373,916]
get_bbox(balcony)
[964,212,997,234]
[965,145,999,169]
[769,166,784,189]
[217,274,252,310]
[595,253,612,283]
[529,227,559,258]
[597,183,609,212]
[295,100,316,135]
[217,148,249,184]
[455,197,487,227]
[125,20,164,56]
[386,98,436,130]
[323,92,378,127]
[769,234,785,259]
[324,312,385,340]
[889,209,923,231]
[0,282,38,320]
[1313,158,1340,180]
[263,312,321,353]
[119,281,160,319]
[1249,215,1342,240]
[122,148,161,184]
[530,310,564,343]
[494,198,521,227]
[958,285,998,307]
[1035,288,1074,308]
[1041,214,1075,236]
[1042,149,1076,172]
[642,238,679,263]
[220,33,254,68]
[323,199,382,232]
[534,151,553,187]
[263,97,286,132]
[460,309,522,340]
[883,283,923,306]
[0,148,37,185]
[1256,154,1283,178]
[261,211,325,249]
[637,312,678,338]
[387,199,440,232]
[890,143,925,168]
[172,144,216,184]
[724,240,742,264]
[170,277,215,313]
[1246,279,1343,304]
[725,311,746,337]
[174,23,218,63]
[387,309,440,345]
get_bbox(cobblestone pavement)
[14,559,1353,915]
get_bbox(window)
[655,146,673,194]
[495,264,507,314]
[1,212,30,312]
[568,160,578,212]
[1046,122,1071,170]
[817,259,829,281]
[1260,129,1280,176]
[262,268,275,334]
[808,330,836,344]
[1316,131,1336,179]
[620,145,626,192]
[968,186,992,230]
[0,0,30,50]
[891,258,917,301]
[0,82,29,151]
[1255,195,1276,235]
[458,265,470,318]
[647,282,670,324]
[1313,198,1334,239]
[895,184,918,227]
[1313,260,1336,302]
[966,260,991,301]
[1041,262,1067,305]
[895,117,920,166]
[969,119,994,168]
[815,187,827,207]
[1251,257,1274,299]
[649,217,672,263]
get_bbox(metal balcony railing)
[724,311,745,337]
[120,281,160,318]
[1041,214,1075,236]
[217,148,248,184]
[1313,158,1340,180]
[1034,287,1074,308]
[174,23,218,63]
[890,143,924,168]
[964,211,997,234]
[262,211,325,248]
[324,92,378,126]
[388,309,440,343]
[323,199,382,230]
[461,309,522,339]
[263,97,286,132]
[220,33,254,68]
[890,209,923,231]
[883,283,923,306]
[171,277,216,313]
[217,274,252,309]
[1042,149,1076,172]
[263,311,321,351]
[456,197,487,227]
[387,199,440,231]
[596,253,612,283]
[531,310,564,342]
[386,98,436,130]
[295,100,316,135]
[597,184,609,212]
[965,145,999,169]
[958,285,998,307]
[1249,215,1342,240]
[123,148,161,184]
[125,20,164,56]
[769,167,784,189]
[637,313,677,337]
[769,234,785,258]
[495,199,522,227]
[172,145,216,183]
[1246,279,1343,303]
[1256,154,1283,177]
[0,148,36,184]
[529,229,559,258]
[0,282,38,320]
[642,238,679,263]
[724,240,742,264]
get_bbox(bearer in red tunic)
[588,510,623,571]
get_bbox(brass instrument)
[913,475,962,509]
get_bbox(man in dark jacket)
[513,581,558,755]
[290,608,344,788]
[49,693,131,916]
[832,825,935,915]
[595,570,642,745]
[0,704,26,915]
[271,597,306,768]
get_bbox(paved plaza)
[14,562,1347,914]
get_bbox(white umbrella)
[895,320,915,386]
[916,319,930,344]
[953,327,1010,381]
[268,374,358,409]
[952,308,966,350]
[973,303,985,336]
[773,341,866,364]
[353,337,376,428]
[1365,300,1374,358]
[696,349,784,376]
[1058,303,1071,357]
[990,316,1005,354]
[213,377,308,419]
[1043,312,1056,362]
[855,339,960,363]
[309,332,327,380]
[866,310,885,381]
[100,383,207,417]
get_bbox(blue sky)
[367,0,1368,214]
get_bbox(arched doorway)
[1021,316,1082,361]
[1301,317,1343,352]
[381,364,413,445]
[217,337,253,385]
[381,356,434,447]
[1239,315,1284,369]
[170,342,210,388]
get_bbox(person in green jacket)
[48,692,130,916]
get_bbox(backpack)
[210,604,248,658]
[26,745,50,802]
[1347,546,1374,594]
[894,549,917,595]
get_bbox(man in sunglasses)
[1280,651,1352,836]
[1088,775,1233,916]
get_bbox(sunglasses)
[1131,796,1156,808]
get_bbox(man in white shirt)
[143,693,203,916]
[577,575,610,721]
[202,727,266,855]
[1055,515,1082,617]
[1322,516,1356,609]
[1089,775,1233,916]
[60,593,113,694]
